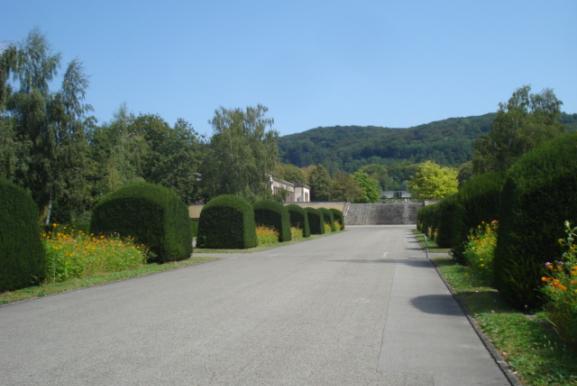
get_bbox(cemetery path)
[0,225,509,386]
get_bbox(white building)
[269,175,310,203]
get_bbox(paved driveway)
[0,225,509,385]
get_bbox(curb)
[421,235,523,386]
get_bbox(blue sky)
[2,1,576,136]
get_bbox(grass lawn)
[0,255,216,306]
[430,253,577,386]
[412,229,451,253]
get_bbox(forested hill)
[279,112,577,172]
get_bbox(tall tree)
[201,105,278,199]
[309,165,332,201]
[408,161,458,199]
[473,86,564,173]
[353,171,380,202]
[331,171,362,202]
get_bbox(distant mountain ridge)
[279,112,577,172]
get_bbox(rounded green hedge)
[319,208,336,232]
[286,205,310,238]
[90,182,192,262]
[495,133,577,310]
[329,208,345,230]
[435,195,465,249]
[197,195,257,249]
[306,208,324,234]
[254,200,291,242]
[0,179,45,292]
[453,172,504,261]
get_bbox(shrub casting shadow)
[410,294,464,316]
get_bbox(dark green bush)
[286,205,310,238]
[191,218,199,238]
[330,208,345,230]
[495,133,577,310]
[91,182,192,262]
[453,172,505,262]
[436,195,465,249]
[197,195,257,249]
[306,208,325,234]
[0,179,45,292]
[417,203,440,236]
[254,200,291,242]
[319,208,336,232]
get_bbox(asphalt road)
[0,225,509,386]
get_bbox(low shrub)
[0,179,45,292]
[291,227,303,240]
[417,203,441,240]
[495,133,577,309]
[254,200,291,242]
[330,209,345,230]
[91,182,192,262]
[286,205,310,238]
[43,228,147,283]
[191,219,199,238]
[197,195,257,249]
[306,208,324,234]
[541,221,577,349]
[256,226,279,246]
[463,220,498,285]
[319,208,336,232]
[323,223,332,234]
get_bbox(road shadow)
[328,258,431,268]
[410,294,463,316]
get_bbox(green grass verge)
[412,229,451,253]
[432,254,577,386]
[194,230,343,254]
[0,255,216,305]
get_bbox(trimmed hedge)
[306,208,324,234]
[197,195,257,249]
[330,208,345,230]
[495,133,577,310]
[254,200,291,242]
[435,195,465,249]
[453,172,505,262]
[286,205,310,238]
[0,179,45,292]
[319,208,336,232]
[417,203,441,238]
[91,182,192,262]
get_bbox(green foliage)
[330,208,345,230]
[436,195,464,249]
[495,133,577,310]
[197,194,257,249]
[309,165,332,201]
[473,86,564,174]
[190,218,199,238]
[200,105,278,198]
[0,179,45,291]
[409,161,458,199]
[44,229,146,283]
[254,200,291,242]
[319,208,336,232]
[90,182,192,262]
[352,171,380,202]
[541,222,577,349]
[306,208,324,234]
[331,171,363,202]
[463,221,498,285]
[274,163,306,184]
[417,203,441,239]
[286,204,310,238]
[453,172,504,260]
[290,227,303,240]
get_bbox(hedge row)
[197,200,346,248]
[91,182,192,263]
[0,179,45,292]
[417,132,577,310]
